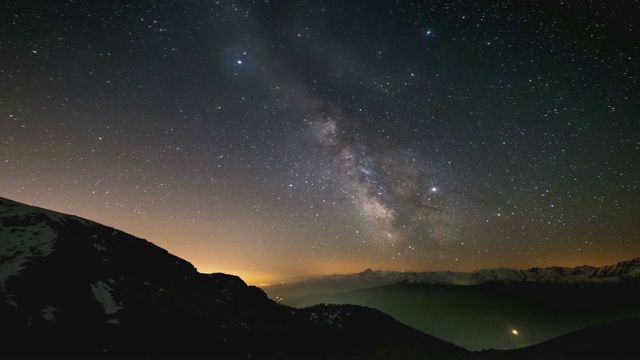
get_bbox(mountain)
[2,195,639,359]
[271,259,640,293]
[264,261,640,351]
[0,196,468,359]
[477,317,640,360]
[278,279,640,351]
[264,258,640,305]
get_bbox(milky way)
[305,105,462,250]
[1,1,638,284]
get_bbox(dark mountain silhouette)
[0,197,467,359]
[477,317,640,360]
[1,196,638,359]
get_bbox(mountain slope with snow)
[0,197,468,359]
[2,196,638,359]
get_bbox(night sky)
[2,1,639,285]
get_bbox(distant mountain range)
[1,196,638,359]
[313,258,640,286]
[264,258,640,351]
[264,257,640,304]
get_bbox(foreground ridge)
[1,196,638,359]
[0,197,467,359]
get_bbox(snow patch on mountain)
[93,242,107,252]
[0,202,58,290]
[91,280,122,315]
[41,305,57,321]
[0,197,112,291]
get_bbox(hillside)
[0,197,467,359]
[2,196,638,359]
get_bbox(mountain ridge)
[263,257,640,309]
[344,257,640,285]
[2,195,638,358]
[0,196,468,358]
[285,257,640,288]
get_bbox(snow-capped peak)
[316,258,640,287]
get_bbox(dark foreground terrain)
[1,196,638,359]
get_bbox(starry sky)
[1,0,639,285]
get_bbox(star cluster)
[1,1,638,284]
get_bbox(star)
[1,0,637,285]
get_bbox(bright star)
[511,329,519,335]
